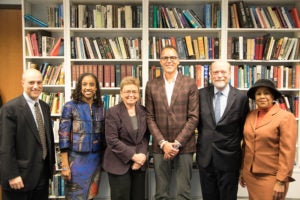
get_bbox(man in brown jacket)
[146,46,199,200]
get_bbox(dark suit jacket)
[0,95,55,191]
[196,85,249,171]
[145,73,199,154]
[103,102,149,175]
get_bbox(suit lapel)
[39,101,51,146]
[221,87,237,121]
[255,105,278,129]
[207,86,216,123]
[135,105,146,142]
[119,103,137,142]
[21,97,42,144]
[157,77,169,108]
[170,74,181,107]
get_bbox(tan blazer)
[242,104,297,182]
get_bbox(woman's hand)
[131,162,142,170]
[273,181,285,200]
[61,166,71,181]
[132,153,146,166]
[239,175,246,187]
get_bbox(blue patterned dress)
[59,100,105,200]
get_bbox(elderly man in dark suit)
[0,68,55,200]
[146,46,199,200]
[196,60,249,200]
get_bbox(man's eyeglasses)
[122,90,139,95]
[160,56,178,62]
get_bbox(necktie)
[215,92,222,123]
[34,102,47,159]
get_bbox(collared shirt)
[214,84,230,119]
[23,92,44,126]
[164,71,178,106]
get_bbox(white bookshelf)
[21,0,300,199]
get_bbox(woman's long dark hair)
[71,73,103,106]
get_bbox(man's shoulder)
[230,86,248,98]
[3,95,24,107]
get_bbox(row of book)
[229,1,300,29]
[102,94,121,110]
[29,62,65,85]
[150,64,300,90]
[149,3,221,28]
[25,30,64,57]
[230,65,300,89]
[150,64,210,89]
[24,4,63,28]
[49,174,65,197]
[40,92,65,115]
[150,36,219,60]
[71,4,142,28]
[71,64,142,88]
[71,36,141,60]
[228,36,300,60]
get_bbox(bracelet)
[61,166,70,171]
[277,180,285,185]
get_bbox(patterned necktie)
[34,102,47,159]
[215,92,222,123]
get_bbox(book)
[42,36,55,57]
[182,9,201,28]
[184,35,195,59]
[24,14,48,27]
[289,7,300,28]
[49,37,64,56]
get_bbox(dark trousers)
[153,153,193,200]
[2,160,49,200]
[2,185,48,200]
[199,161,239,200]
[108,169,146,200]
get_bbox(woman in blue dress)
[59,72,105,200]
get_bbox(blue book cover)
[24,14,48,27]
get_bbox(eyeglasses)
[160,56,178,62]
[211,70,228,76]
[122,90,139,95]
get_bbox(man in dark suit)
[0,68,55,200]
[196,60,249,200]
[146,46,199,200]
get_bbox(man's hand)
[163,142,179,160]
[9,176,24,190]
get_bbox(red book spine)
[289,8,300,28]
[295,64,300,88]
[294,96,299,118]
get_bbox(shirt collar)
[163,71,178,84]
[23,92,38,105]
[214,84,230,97]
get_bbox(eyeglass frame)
[160,56,179,62]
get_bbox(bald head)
[22,68,43,101]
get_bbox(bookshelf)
[21,0,300,199]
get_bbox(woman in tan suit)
[240,79,297,200]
